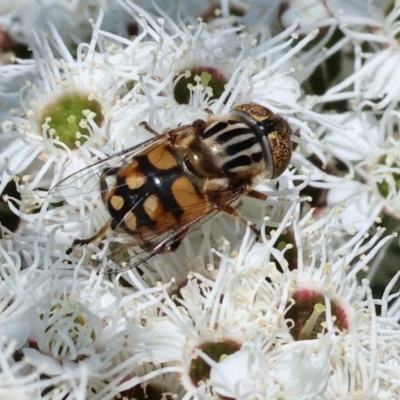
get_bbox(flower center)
[0,181,20,232]
[189,340,240,386]
[34,303,97,361]
[285,288,349,340]
[174,67,227,105]
[119,382,175,400]
[375,157,400,200]
[267,227,298,271]
[39,92,103,149]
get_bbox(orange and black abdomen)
[105,142,210,242]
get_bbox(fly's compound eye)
[231,103,293,179]
[262,118,292,179]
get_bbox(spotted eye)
[263,121,293,179]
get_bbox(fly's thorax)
[185,117,266,182]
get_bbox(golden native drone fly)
[53,103,293,272]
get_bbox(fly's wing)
[96,189,244,274]
[56,119,245,274]
[48,135,169,202]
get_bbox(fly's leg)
[104,227,189,273]
[139,121,162,136]
[246,189,267,201]
[66,221,111,255]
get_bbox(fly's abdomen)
[106,142,212,240]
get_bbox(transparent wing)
[48,135,169,201]
[83,190,243,274]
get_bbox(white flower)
[118,248,285,396]
[209,345,278,399]
[212,203,397,398]
[3,2,400,399]
[24,297,107,374]
[280,0,332,30]
[19,267,154,398]
[18,262,124,377]
[0,0,135,52]
[315,0,400,110]
[281,226,398,399]
[0,339,47,399]
[323,273,400,399]
[114,202,398,399]
[0,228,69,349]
[293,108,398,240]
[210,340,331,399]
[110,366,185,400]
[315,110,400,232]
[0,225,171,399]
[0,10,162,247]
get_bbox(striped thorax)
[186,102,293,185]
